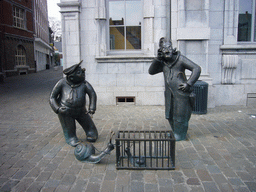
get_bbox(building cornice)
[34,37,52,50]
[58,2,81,13]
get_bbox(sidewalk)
[0,67,255,192]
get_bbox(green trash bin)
[192,80,208,114]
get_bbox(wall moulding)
[95,55,154,63]
[221,54,238,84]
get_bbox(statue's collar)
[164,51,180,68]
[66,79,84,88]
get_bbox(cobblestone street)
[0,67,256,192]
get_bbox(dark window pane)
[110,27,125,50]
[109,0,125,26]
[126,26,141,49]
[238,0,252,41]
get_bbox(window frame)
[15,45,27,66]
[106,0,144,55]
[13,6,26,29]
[238,0,256,43]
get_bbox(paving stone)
[206,165,222,174]
[60,174,76,186]
[89,173,104,183]
[221,167,237,177]
[236,186,251,192]
[101,180,115,192]
[0,180,19,191]
[144,172,157,184]
[41,179,60,191]
[12,170,29,180]
[186,177,200,185]
[157,170,171,178]
[202,181,220,192]
[36,171,52,182]
[183,169,197,177]
[145,183,158,192]
[189,186,205,192]
[173,184,189,192]
[26,181,45,192]
[0,178,8,187]
[55,184,71,192]
[236,171,254,182]
[218,183,235,192]
[11,178,34,192]
[131,171,144,181]
[69,179,87,192]
[211,174,228,185]
[131,181,144,192]
[158,178,173,187]
[50,169,66,180]
[78,169,92,180]
[228,177,244,186]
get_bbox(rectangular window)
[13,6,25,29]
[108,0,142,51]
[15,46,26,66]
[238,0,256,41]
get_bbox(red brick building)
[0,0,35,78]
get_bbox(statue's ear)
[159,37,165,48]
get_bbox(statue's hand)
[58,106,68,114]
[178,83,191,92]
[157,49,164,60]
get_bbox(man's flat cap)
[63,60,83,75]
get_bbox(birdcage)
[116,130,175,170]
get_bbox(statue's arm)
[85,81,97,113]
[49,80,63,113]
[148,58,163,75]
[182,56,201,86]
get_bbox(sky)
[47,0,61,21]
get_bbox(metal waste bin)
[192,80,208,114]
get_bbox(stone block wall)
[89,60,165,105]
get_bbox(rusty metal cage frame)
[116,130,175,170]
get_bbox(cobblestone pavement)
[0,67,256,192]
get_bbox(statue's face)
[161,42,173,61]
[67,67,85,84]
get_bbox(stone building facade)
[58,0,256,107]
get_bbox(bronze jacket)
[49,78,97,114]
[149,52,201,118]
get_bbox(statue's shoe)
[86,131,98,142]
[174,133,187,141]
[67,137,80,147]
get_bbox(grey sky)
[47,0,61,20]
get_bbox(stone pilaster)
[58,1,81,69]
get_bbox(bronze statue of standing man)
[49,61,98,146]
[149,38,201,141]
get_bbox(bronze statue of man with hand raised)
[149,38,201,141]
